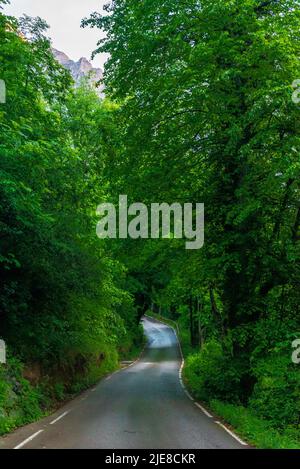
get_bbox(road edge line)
[14,430,44,449]
[195,402,213,418]
[215,421,248,446]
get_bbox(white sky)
[3,0,108,68]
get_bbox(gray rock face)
[52,48,104,96]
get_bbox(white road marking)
[14,430,44,449]
[165,322,195,405]
[194,402,213,418]
[50,411,69,425]
[215,421,248,446]
[184,390,194,401]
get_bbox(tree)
[84,0,300,416]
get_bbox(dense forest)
[0,0,300,448]
[0,1,143,435]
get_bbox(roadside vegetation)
[0,0,299,447]
[147,312,299,449]
[0,4,143,435]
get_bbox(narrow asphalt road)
[0,317,247,449]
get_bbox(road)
[0,316,248,449]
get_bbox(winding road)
[0,317,248,449]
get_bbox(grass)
[210,400,300,449]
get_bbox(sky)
[3,0,108,68]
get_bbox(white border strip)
[195,402,213,418]
[14,430,44,449]
[215,421,248,446]
[184,389,195,401]
[50,411,69,425]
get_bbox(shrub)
[249,353,300,428]
[184,340,241,402]
[210,400,300,449]
[0,357,44,435]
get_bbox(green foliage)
[184,341,241,402]
[83,0,300,446]
[250,352,300,428]
[0,9,140,363]
[210,400,300,449]
[0,7,142,435]
[1,0,300,447]
[0,357,44,435]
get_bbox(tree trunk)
[197,297,204,348]
[209,286,225,338]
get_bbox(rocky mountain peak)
[52,48,104,97]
